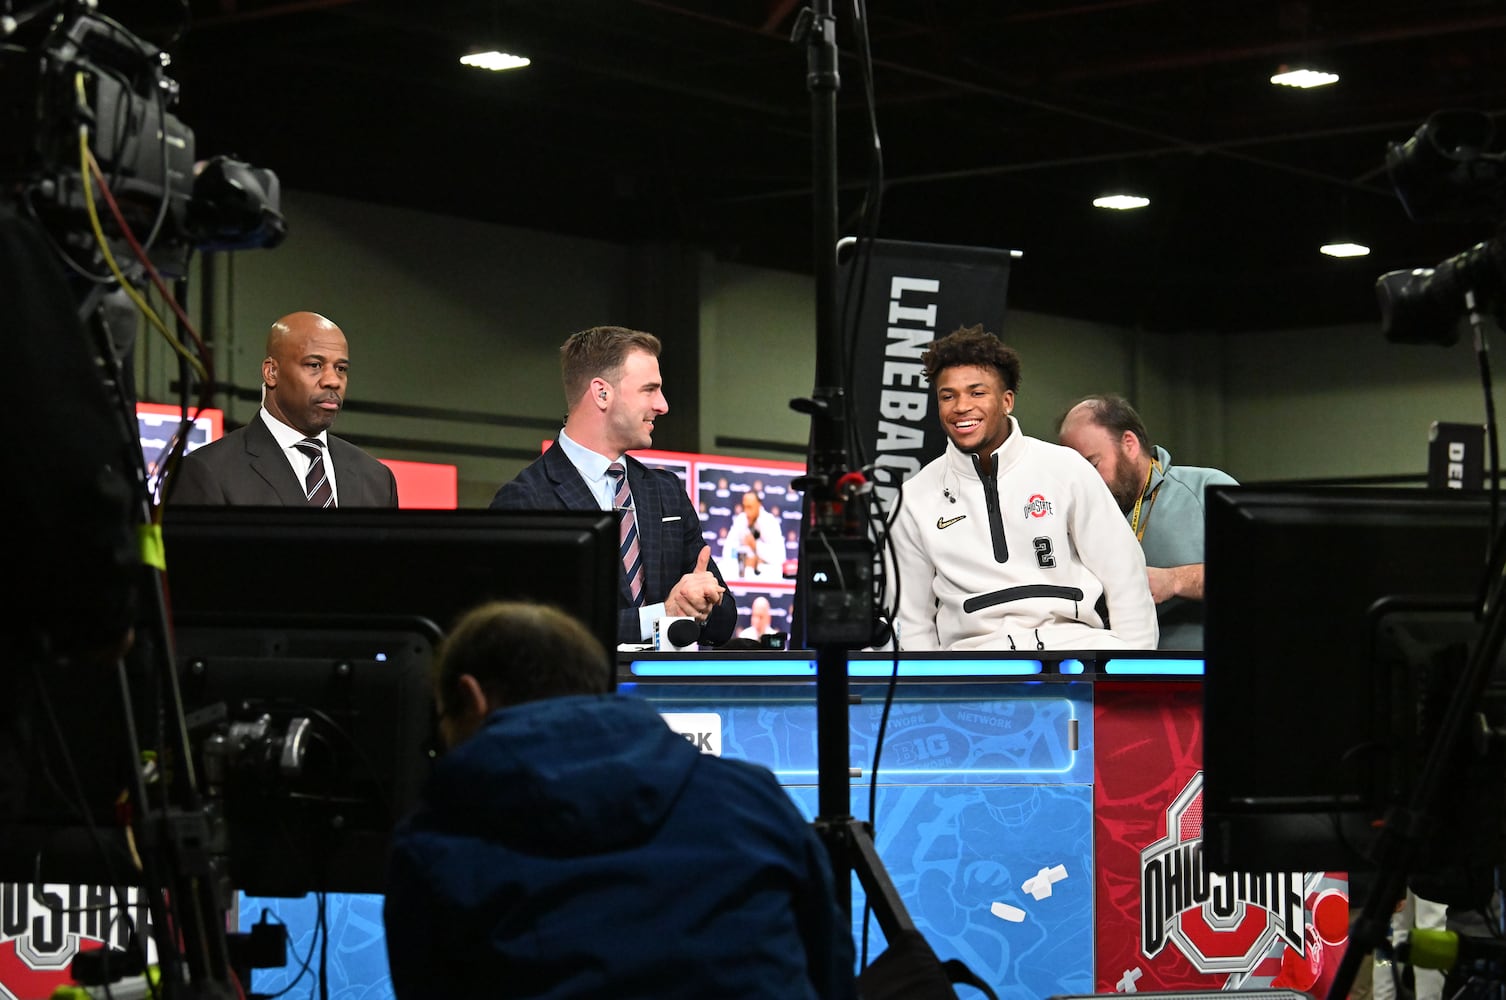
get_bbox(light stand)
[790,15,1002,996]
[789,0,921,945]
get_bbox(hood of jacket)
[416,693,697,855]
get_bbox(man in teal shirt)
[1058,394,1237,649]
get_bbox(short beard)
[1110,455,1141,514]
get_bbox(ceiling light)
[1093,194,1150,211]
[1270,66,1338,89]
[460,50,531,72]
[1320,241,1370,258]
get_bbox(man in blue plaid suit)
[490,326,735,646]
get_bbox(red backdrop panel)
[1094,681,1349,995]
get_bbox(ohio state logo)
[1139,773,1305,974]
[0,883,155,996]
[1023,494,1053,518]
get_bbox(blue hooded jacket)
[384,694,856,999]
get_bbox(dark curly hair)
[920,324,1022,392]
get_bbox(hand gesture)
[666,546,725,622]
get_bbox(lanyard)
[1129,459,1163,541]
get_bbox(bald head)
[749,595,772,632]
[266,311,338,354]
[262,312,350,437]
[1058,395,1152,514]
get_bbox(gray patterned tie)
[294,438,335,508]
[607,463,644,606]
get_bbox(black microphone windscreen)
[665,618,701,647]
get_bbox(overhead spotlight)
[1320,241,1370,258]
[460,50,531,71]
[1271,66,1339,88]
[1093,194,1150,211]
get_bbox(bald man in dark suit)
[169,312,397,507]
[490,326,734,646]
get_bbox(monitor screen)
[160,507,620,655]
[1201,485,1491,873]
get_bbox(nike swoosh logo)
[936,515,967,529]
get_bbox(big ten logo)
[659,713,722,756]
[878,702,931,733]
[950,701,1026,736]
[890,725,958,768]
[1,883,155,973]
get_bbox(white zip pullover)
[887,416,1157,651]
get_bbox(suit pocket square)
[661,515,681,522]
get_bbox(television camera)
[1376,110,1506,346]
[1,1,285,277]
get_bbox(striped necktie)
[294,438,335,508]
[606,462,644,606]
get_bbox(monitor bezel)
[160,506,620,660]
[1201,484,1491,874]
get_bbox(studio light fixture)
[1092,193,1150,211]
[1320,241,1370,258]
[1271,65,1338,89]
[460,50,531,71]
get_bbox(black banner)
[1427,421,1485,490]
[838,238,1016,508]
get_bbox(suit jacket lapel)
[543,440,598,509]
[246,417,307,505]
[327,436,366,505]
[544,443,631,602]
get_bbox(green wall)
[137,190,1488,505]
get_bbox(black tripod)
[790,6,994,997]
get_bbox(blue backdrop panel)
[238,893,390,999]
[240,678,1095,999]
[641,678,1097,999]
[784,784,1095,1000]
[624,679,1093,785]
[848,681,1092,785]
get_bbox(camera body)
[1377,111,1506,346]
[0,6,284,277]
[1377,239,1506,347]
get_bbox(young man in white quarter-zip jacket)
[887,325,1158,651]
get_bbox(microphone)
[1404,929,1506,972]
[655,616,701,651]
[666,618,701,647]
